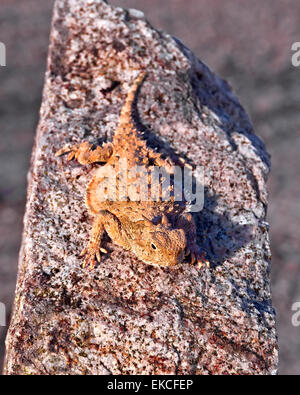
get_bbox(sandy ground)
[0,0,299,374]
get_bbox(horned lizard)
[56,72,209,270]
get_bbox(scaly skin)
[56,72,209,270]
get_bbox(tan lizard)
[56,72,209,270]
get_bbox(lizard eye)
[151,243,157,250]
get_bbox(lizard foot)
[187,245,210,269]
[55,141,113,164]
[79,244,107,270]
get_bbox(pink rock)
[4,0,277,375]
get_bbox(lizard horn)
[160,214,169,226]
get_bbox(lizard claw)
[187,246,210,269]
[80,244,103,270]
[67,151,76,161]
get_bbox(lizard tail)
[116,71,147,134]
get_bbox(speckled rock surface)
[4,0,278,375]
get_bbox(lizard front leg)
[175,212,210,269]
[80,214,105,269]
[80,210,124,269]
[55,141,113,165]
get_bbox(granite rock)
[4,0,278,375]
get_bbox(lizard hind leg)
[55,141,113,165]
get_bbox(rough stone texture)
[4,0,278,375]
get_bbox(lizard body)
[56,72,209,269]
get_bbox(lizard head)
[130,216,187,267]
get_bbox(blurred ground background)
[0,0,299,374]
